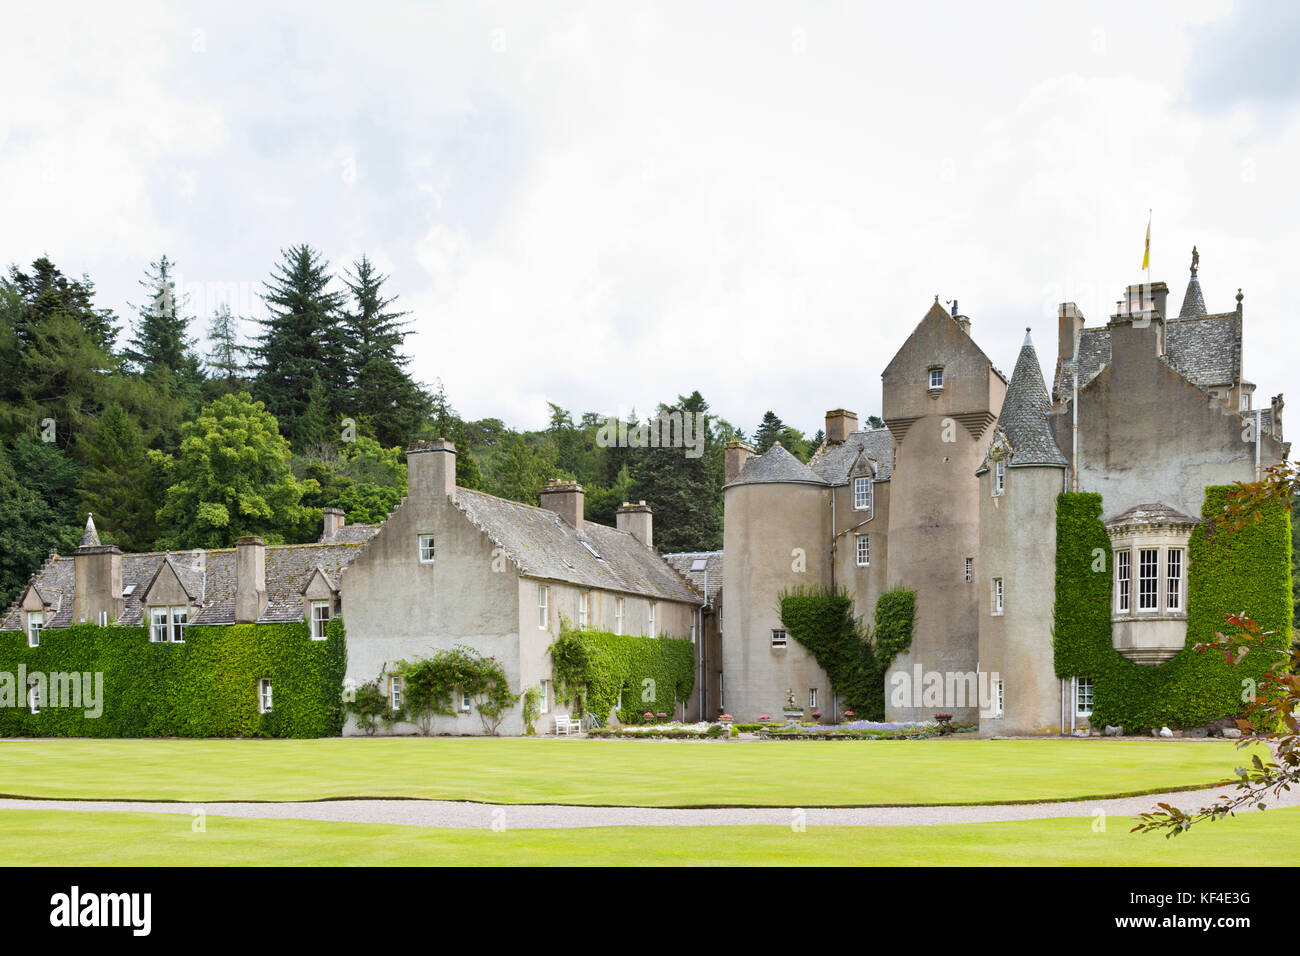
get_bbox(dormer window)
[26,610,43,648]
[853,476,872,511]
[929,367,944,390]
[149,606,187,643]
[310,600,332,640]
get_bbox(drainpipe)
[829,486,837,590]
[1060,679,1066,737]
[1069,677,1076,735]
[1255,407,1263,480]
[1071,329,1080,492]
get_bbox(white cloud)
[1,0,1296,436]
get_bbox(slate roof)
[1104,502,1198,528]
[726,442,827,487]
[452,489,699,604]
[983,331,1067,470]
[808,428,894,485]
[1,540,370,631]
[1053,312,1243,401]
[1179,275,1207,318]
[321,523,381,544]
[663,551,723,603]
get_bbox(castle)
[3,249,1289,738]
[719,249,1288,734]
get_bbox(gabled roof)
[452,490,699,604]
[808,428,894,484]
[662,551,723,603]
[982,330,1067,471]
[320,523,382,544]
[726,442,827,488]
[1,540,368,631]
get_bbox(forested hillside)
[0,247,822,608]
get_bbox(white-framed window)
[537,585,549,630]
[460,688,472,713]
[856,534,870,567]
[1138,548,1159,611]
[995,679,1004,716]
[993,460,1005,496]
[389,675,404,710]
[718,672,724,709]
[615,597,626,635]
[418,534,436,563]
[809,688,818,710]
[1166,548,1183,612]
[929,367,944,389]
[690,619,697,643]
[150,606,187,643]
[1075,677,1094,717]
[964,557,973,583]
[1116,549,1131,613]
[539,679,550,714]
[771,629,787,648]
[578,590,590,628]
[1241,393,1251,412]
[648,602,657,637]
[853,476,872,511]
[28,684,39,714]
[310,600,331,640]
[26,610,43,648]
[258,678,273,714]
[991,577,1004,616]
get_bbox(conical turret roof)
[987,330,1067,468]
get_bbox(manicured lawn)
[4,806,1295,866]
[0,737,1257,806]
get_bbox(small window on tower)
[929,367,944,390]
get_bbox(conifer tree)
[124,256,203,383]
[205,303,246,385]
[252,245,347,446]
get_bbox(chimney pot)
[235,536,268,624]
[824,409,859,445]
[616,501,653,548]
[406,439,457,499]
[724,440,756,483]
[539,480,585,530]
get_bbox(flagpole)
[1146,208,1151,285]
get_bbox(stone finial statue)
[1190,245,1199,276]
[785,688,796,709]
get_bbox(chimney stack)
[724,440,756,483]
[321,507,345,541]
[539,479,584,530]
[1057,302,1085,363]
[824,409,859,445]
[406,439,457,499]
[951,299,972,334]
[234,535,268,624]
[616,501,653,548]
[72,514,122,625]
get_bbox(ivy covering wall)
[778,585,915,719]
[1053,489,1292,732]
[549,624,695,724]
[0,618,347,738]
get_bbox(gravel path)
[1,783,1294,830]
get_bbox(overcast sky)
[3,0,1296,435]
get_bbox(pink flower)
[758,715,770,721]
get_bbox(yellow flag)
[1142,213,1151,271]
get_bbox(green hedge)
[0,618,347,738]
[549,624,695,724]
[1053,489,1292,732]
[778,585,915,720]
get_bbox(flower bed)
[587,721,728,740]
[760,719,978,740]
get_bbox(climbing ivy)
[1053,489,1292,732]
[778,585,915,720]
[549,622,695,724]
[0,618,347,738]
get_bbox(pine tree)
[754,410,785,453]
[7,257,119,354]
[205,303,246,384]
[630,391,722,552]
[124,256,203,382]
[252,245,347,447]
[77,403,158,550]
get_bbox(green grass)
[0,737,1258,806]
[3,807,1293,866]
